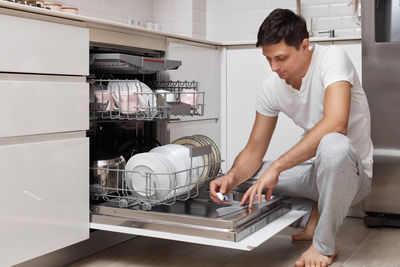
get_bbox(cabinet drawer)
[0,78,88,138]
[0,137,89,266]
[0,14,88,75]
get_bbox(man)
[209,9,373,267]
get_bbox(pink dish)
[119,91,143,114]
[94,90,117,111]
[179,89,199,106]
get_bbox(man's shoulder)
[316,44,348,62]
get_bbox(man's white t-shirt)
[256,44,373,178]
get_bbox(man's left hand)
[240,163,280,208]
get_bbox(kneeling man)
[210,8,373,267]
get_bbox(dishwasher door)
[90,192,306,251]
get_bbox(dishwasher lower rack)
[90,162,223,211]
[89,79,205,121]
[90,145,223,211]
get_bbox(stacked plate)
[94,80,157,117]
[125,144,205,202]
[124,135,220,203]
[172,134,221,186]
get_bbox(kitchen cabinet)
[0,137,89,267]
[0,14,90,266]
[0,14,88,76]
[0,74,88,138]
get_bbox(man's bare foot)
[292,202,320,241]
[294,244,338,267]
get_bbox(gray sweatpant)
[248,133,372,255]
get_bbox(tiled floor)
[68,218,400,267]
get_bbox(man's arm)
[209,112,277,203]
[241,81,352,206]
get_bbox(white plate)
[125,152,175,201]
[107,81,157,117]
[136,82,157,118]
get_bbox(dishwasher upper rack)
[89,79,205,121]
[90,145,223,210]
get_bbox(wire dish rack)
[89,79,205,121]
[151,80,205,116]
[90,144,223,211]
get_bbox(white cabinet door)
[225,47,303,170]
[166,39,220,121]
[0,75,88,138]
[0,137,89,266]
[0,14,89,75]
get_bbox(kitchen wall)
[153,0,206,39]
[51,0,360,42]
[207,0,361,42]
[54,0,153,26]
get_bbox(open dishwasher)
[88,43,306,251]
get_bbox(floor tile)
[68,218,398,267]
[343,227,400,267]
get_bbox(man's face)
[262,39,309,81]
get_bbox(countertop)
[0,1,361,47]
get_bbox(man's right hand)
[209,174,236,203]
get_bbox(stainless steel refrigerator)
[362,0,400,226]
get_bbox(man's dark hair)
[256,8,309,50]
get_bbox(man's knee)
[316,132,351,167]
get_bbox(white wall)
[206,0,361,42]
[302,0,361,37]
[54,0,153,26]
[153,0,206,39]
[50,0,361,42]
[207,0,296,42]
